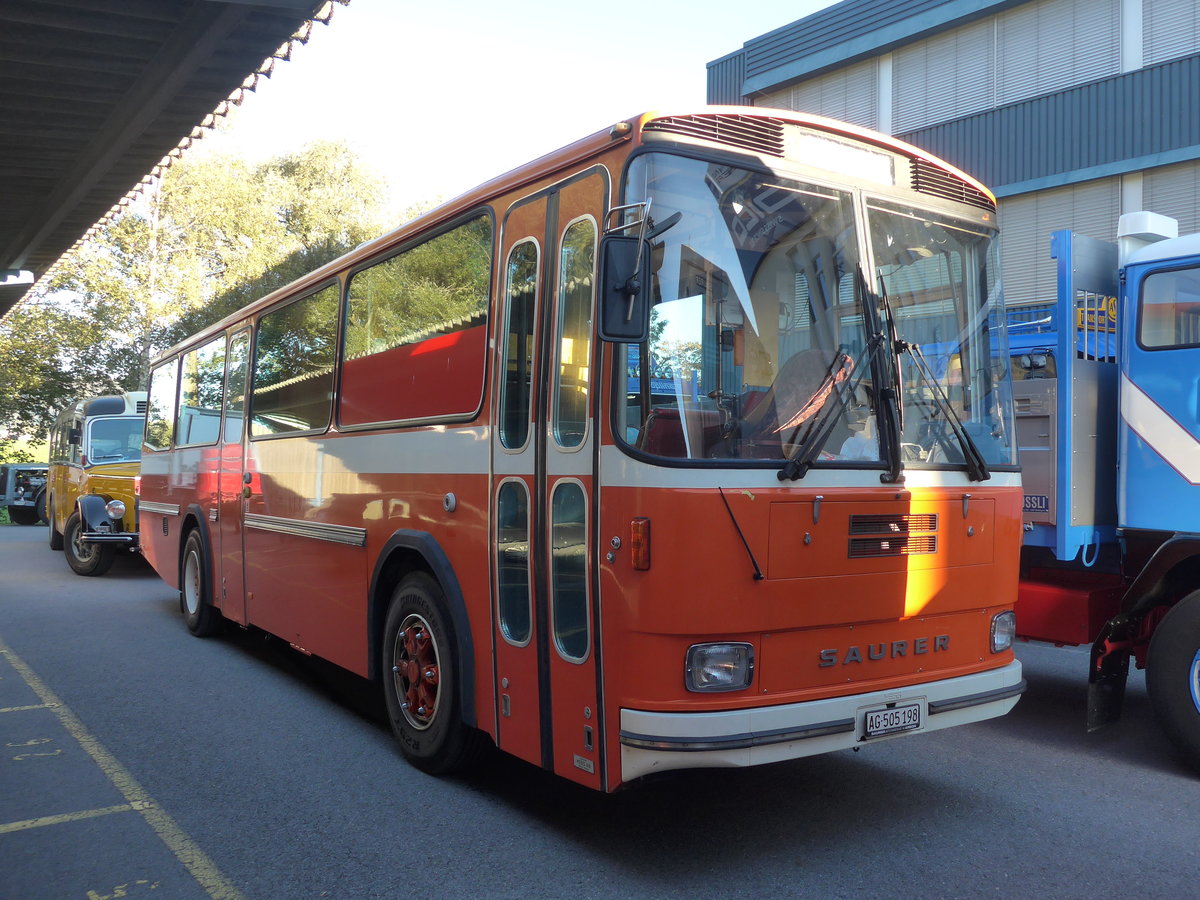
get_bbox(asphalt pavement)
[1,522,1196,899]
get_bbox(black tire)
[34,490,47,525]
[1146,591,1200,772]
[8,506,37,525]
[64,511,115,577]
[47,499,63,550]
[381,572,484,774]
[180,529,222,637]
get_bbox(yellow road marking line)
[0,639,245,900]
[0,804,135,834]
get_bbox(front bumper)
[619,660,1024,783]
[81,531,138,545]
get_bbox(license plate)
[863,702,923,739]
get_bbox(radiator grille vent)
[849,535,938,558]
[849,513,938,534]
[847,513,938,558]
[136,401,148,414]
[910,159,995,212]
[644,114,786,157]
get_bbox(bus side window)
[251,283,339,437]
[552,218,596,449]
[341,213,493,426]
[223,331,250,444]
[145,361,179,451]
[499,240,539,450]
[177,334,226,447]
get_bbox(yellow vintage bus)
[46,391,146,576]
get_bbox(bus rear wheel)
[64,511,115,576]
[180,529,222,637]
[382,572,483,774]
[47,500,63,550]
[1146,591,1200,772]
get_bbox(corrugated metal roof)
[0,0,343,318]
[898,53,1200,195]
[706,52,746,107]
[713,0,1032,98]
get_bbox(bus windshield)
[616,151,1014,470]
[867,201,1015,469]
[87,417,143,464]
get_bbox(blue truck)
[1012,211,1200,770]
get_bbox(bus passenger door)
[217,329,250,624]
[491,170,607,789]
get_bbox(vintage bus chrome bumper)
[81,531,137,544]
[619,661,1024,783]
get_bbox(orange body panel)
[596,485,1021,706]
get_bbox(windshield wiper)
[901,340,991,482]
[857,266,905,484]
[776,350,857,481]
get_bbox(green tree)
[0,141,389,449]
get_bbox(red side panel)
[1017,568,1124,645]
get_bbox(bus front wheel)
[1147,591,1200,773]
[382,572,482,774]
[64,512,115,576]
[180,529,222,637]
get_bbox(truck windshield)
[866,201,1015,468]
[617,152,880,464]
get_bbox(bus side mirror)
[598,235,651,343]
[68,427,82,445]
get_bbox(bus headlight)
[685,643,754,692]
[105,500,126,520]
[991,611,1016,653]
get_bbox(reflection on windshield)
[616,152,1014,471]
[868,202,1014,468]
[619,153,878,465]
[87,417,143,464]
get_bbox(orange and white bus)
[139,108,1024,791]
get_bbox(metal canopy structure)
[0,0,336,319]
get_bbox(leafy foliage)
[0,141,391,455]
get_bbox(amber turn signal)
[630,517,651,570]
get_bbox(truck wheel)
[381,572,484,774]
[8,506,37,525]
[48,500,63,550]
[34,490,47,525]
[180,529,222,637]
[1146,591,1200,772]
[64,511,115,576]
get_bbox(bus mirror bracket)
[598,234,651,342]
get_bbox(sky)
[197,0,840,217]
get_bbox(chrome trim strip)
[82,533,137,544]
[620,717,855,752]
[243,513,367,548]
[928,680,1027,715]
[138,500,180,516]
